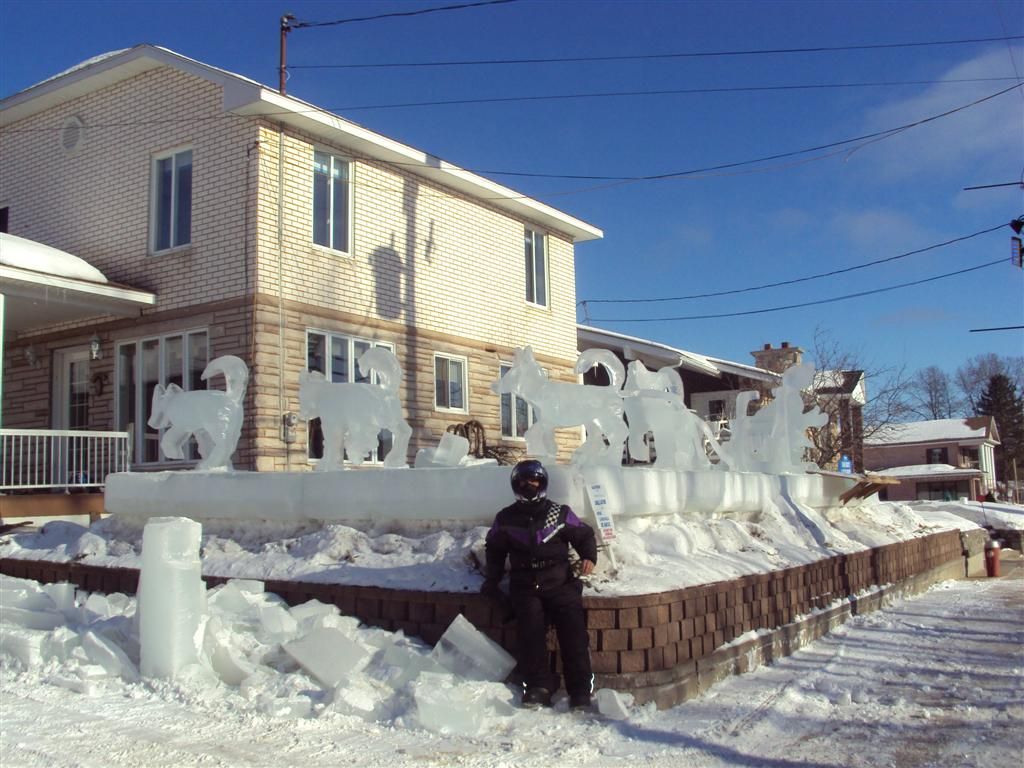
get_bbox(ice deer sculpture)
[622,360,721,469]
[491,346,628,466]
[147,355,248,471]
[298,347,411,470]
[723,363,828,474]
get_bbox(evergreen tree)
[976,374,1024,490]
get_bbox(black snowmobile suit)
[482,498,597,698]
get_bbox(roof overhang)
[1,45,603,244]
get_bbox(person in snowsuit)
[481,459,597,709]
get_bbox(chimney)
[751,341,804,373]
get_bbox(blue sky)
[2,0,1021,383]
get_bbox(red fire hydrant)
[984,539,1001,578]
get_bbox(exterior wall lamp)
[90,333,103,360]
[24,344,41,368]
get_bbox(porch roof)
[0,233,156,337]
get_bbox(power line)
[290,33,1024,68]
[581,224,1009,304]
[969,325,1024,332]
[289,0,519,30]
[585,258,1008,323]
[328,77,1020,113]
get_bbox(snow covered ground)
[1,573,1020,768]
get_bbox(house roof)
[0,45,603,244]
[869,463,984,480]
[576,325,780,383]
[865,417,1000,447]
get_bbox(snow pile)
[0,498,979,597]
[907,500,1024,531]
[2,572,630,734]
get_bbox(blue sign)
[838,454,853,474]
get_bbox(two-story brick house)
[0,45,601,474]
[863,417,1001,501]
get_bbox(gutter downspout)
[277,124,288,469]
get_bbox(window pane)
[117,343,136,435]
[313,152,330,247]
[164,335,183,390]
[534,234,546,305]
[435,358,450,408]
[142,339,160,462]
[306,335,324,375]
[333,336,351,383]
[354,339,371,383]
[515,396,530,437]
[501,392,512,436]
[187,332,208,391]
[448,359,464,409]
[174,150,192,247]
[524,231,535,302]
[332,158,349,252]
[68,359,90,430]
[155,157,173,251]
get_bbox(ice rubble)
[0,519,630,735]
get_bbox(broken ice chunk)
[258,604,298,642]
[288,599,339,632]
[411,672,514,736]
[1,605,66,631]
[0,626,45,667]
[203,617,257,686]
[41,582,77,614]
[430,614,515,682]
[595,688,630,720]
[283,627,370,688]
[81,629,139,682]
[377,640,446,689]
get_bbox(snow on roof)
[0,232,108,283]
[865,417,995,446]
[870,464,983,479]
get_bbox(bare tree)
[956,353,1024,415]
[906,365,959,419]
[805,329,911,471]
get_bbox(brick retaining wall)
[0,529,965,708]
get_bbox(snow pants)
[511,580,593,697]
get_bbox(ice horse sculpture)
[622,360,720,470]
[147,355,248,471]
[491,346,627,466]
[722,363,828,474]
[298,347,412,470]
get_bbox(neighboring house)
[863,417,1001,501]
[576,325,780,455]
[0,45,602,475]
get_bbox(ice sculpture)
[622,360,719,470]
[299,347,412,470]
[138,516,205,679]
[491,346,627,466]
[147,355,248,471]
[723,363,828,474]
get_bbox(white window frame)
[312,150,353,255]
[305,330,394,464]
[149,146,193,254]
[115,328,209,465]
[433,353,468,413]
[499,362,536,439]
[524,227,548,307]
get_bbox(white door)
[52,348,91,485]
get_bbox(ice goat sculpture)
[147,355,248,471]
[722,363,828,475]
[298,347,412,470]
[492,346,628,466]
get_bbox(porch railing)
[0,429,131,492]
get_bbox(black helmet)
[511,459,548,502]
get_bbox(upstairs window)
[151,148,192,252]
[313,151,351,253]
[926,447,949,465]
[524,227,547,306]
[434,353,467,412]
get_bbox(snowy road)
[2,574,1022,768]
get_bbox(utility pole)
[279,14,295,95]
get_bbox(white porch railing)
[0,429,131,492]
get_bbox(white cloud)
[853,47,1023,182]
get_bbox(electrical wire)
[584,258,1009,323]
[290,34,1024,68]
[582,223,1008,304]
[289,0,520,29]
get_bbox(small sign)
[838,454,853,474]
[585,481,617,542]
